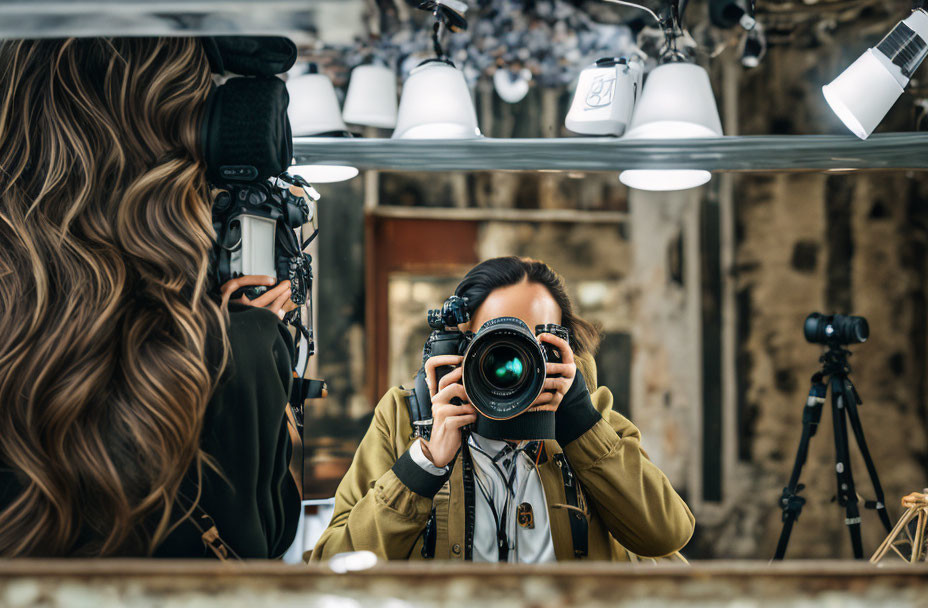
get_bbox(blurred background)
[288,0,928,561]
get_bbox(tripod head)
[817,343,854,379]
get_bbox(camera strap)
[405,370,439,558]
[553,453,589,558]
[409,370,436,438]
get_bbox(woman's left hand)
[531,332,577,412]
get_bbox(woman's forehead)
[472,281,562,326]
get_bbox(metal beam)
[293,133,928,173]
[0,0,319,38]
[369,205,629,223]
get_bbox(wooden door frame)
[364,215,479,407]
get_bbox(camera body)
[212,175,313,304]
[423,303,570,421]
[565,57,643,136]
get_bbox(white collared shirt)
[410,433,556,563]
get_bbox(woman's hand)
[531,332,577,412]
[220,275,298,320]
[420,355,477,468]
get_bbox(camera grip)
[536,323,569,378]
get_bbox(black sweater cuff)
[555,369,602,446]
[392,449,452,498]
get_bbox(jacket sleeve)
[560,386,695,558]
[310,389,449,561]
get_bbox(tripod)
[773,344,893,560]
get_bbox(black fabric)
[554,370,602,446]
[474,410,555,441]
[0,304,300,558]
[201,77,292,184]
[155,303,300,558]
[202,37,297,76]
[392,450,452,498]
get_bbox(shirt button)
[452,544,462,555]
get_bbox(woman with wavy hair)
[0,38,299,557]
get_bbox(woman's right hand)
[420,355,476,468]
[220,275,296,320]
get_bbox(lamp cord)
[599,0,662,25]
[432,18,446,59]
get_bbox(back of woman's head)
[0,38,225,556]
[454,257,601,357]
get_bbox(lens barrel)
[462,317,547,420]
[804,312,869,345]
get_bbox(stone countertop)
[0,560,927,607]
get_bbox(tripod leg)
[773,379,826,560]
[842,379,893,533]
[831,376,864,559]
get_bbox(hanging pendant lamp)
[343,63,398,129]
[619,62,723,191]
[287,66,359,183]
[392,58,482,139]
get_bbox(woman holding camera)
[313,257,694,562]
[0,38,299,557]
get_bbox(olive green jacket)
[311,362,694,562]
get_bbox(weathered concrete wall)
[627,190,703,495]
[692,14,928,558]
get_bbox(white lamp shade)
[823,49,905,140]
[343,64,398,129]
[393,61,481,139]
[289,164,359,183]
[625,63,723,140]
[822,9,928,140]
[619,62,722,191]
[619,170,712,191]
[287,73,349,137]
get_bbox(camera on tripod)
[423,297,568,422]
[774,311,891,560]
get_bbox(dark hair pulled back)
[454,257,601,357]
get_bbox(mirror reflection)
[1,0,927,582]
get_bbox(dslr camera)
[423,296,569,427]
[211,173,315,309]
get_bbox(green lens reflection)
[484,346,525,389]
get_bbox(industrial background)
[290,0,928,561]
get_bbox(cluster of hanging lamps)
[566,0,725,192]
[288,0,480,183]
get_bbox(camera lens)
[482,344,526,390]
[462,317,546,421]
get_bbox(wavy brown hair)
[0,38,226,556]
